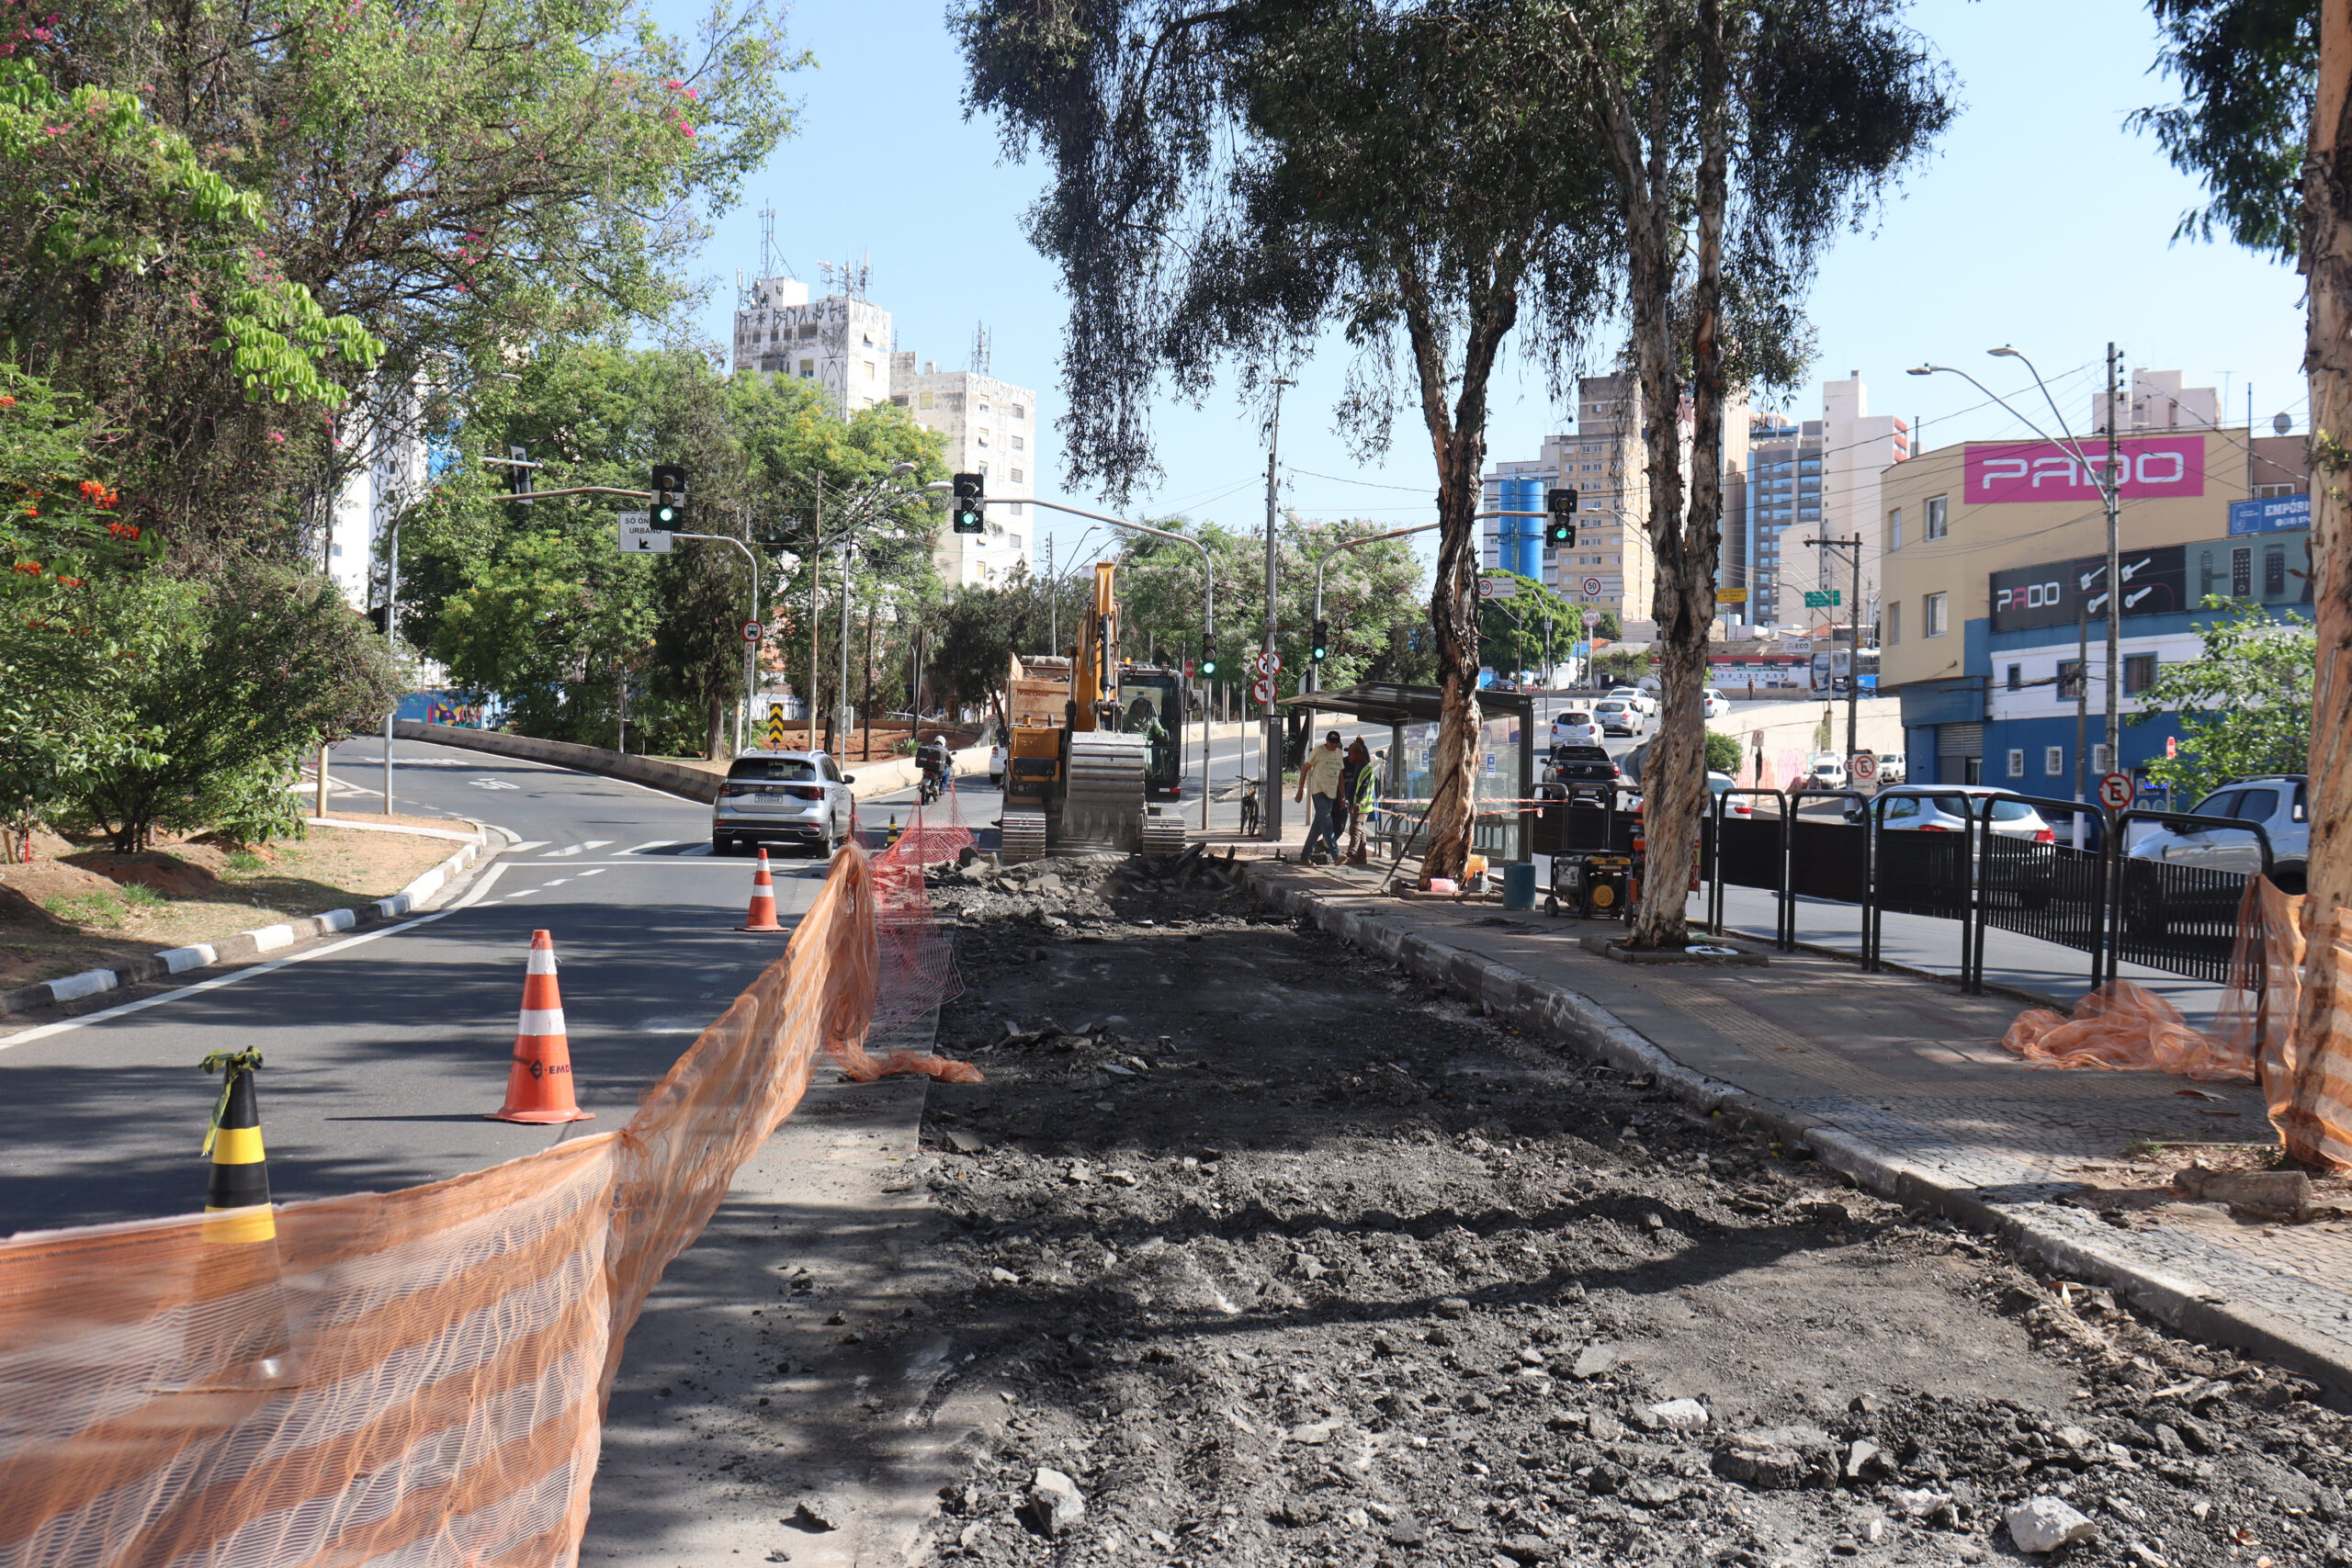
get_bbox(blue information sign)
[2229,492,2311,536]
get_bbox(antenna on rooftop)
[972,321,991,376]
[758,206,793,283]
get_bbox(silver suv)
[2128,774,2308,891]
[711,750,856,856]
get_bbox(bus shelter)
[1279,683,1535,863]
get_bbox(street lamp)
[1909,345,2124,800]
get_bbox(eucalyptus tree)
[958,0,1622,884]
[1538,0,1951,948]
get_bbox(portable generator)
[1548,852,1634,920]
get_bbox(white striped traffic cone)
[738,847,784,931]
[489,930,593,1123]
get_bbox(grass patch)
[116,883,165,909]
[223,850,266,874]
[44,892,129,928]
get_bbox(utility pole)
[836,525,853,756]
[809,475,822,752]
[381,519,401,817]
[1262,376,1294,840]
[1803,533,1865,767]
[2103,341,2122,778]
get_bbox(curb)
[1,823,495,1020]
[1243,863,2352,1400]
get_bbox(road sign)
[2165,735,2178,759]
[616,513,673,555]
[2098,772,2134,811]
[1477,575,1518,601]
[1572,640,1591,657]
[1716,587,1748,604]
[741,621,763,645]
[1849,752,1878,784]
[1250,676,1275,704]
[1581,576,1603,596]
[1254,649,1283,677]
[764,704,787,750]
[1803,589,1843,608]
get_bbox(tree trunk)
[706,700,725,762]
[2287,0,2352,1166]
[1628,0,1728,950]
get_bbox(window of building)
[2255,481,2301,498]
[2092,742,2112,774]
[797,322,818,339]
[2057,659,2083,701]
[798,357,815,378]
[920,390,934,410]
[2044,746,2065,777]
[890,394,908,407]
[1012,434,1025,452]
[1008,502,1023,515]
[2007,663,2021,692]
[1011,468,1024,483]
[1011,404,1026,420]
[2007,748,2026,778]
[978,400,990,414]
[862,360,876,381]
[1888,507,1903,550]
[2124,653,2156,694]
[1924,495,1949,539]
[1887,603,1901,644]
[977,429,989,447]
[1924,592,1948,637]
[978,461,989,475]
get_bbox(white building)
[1781,372,1908,635]
[890,354,1036,588]
[731,275,896,415]
[2089,367,2221,436]
[326,381,429,613]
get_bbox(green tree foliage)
[958,0,1623,882]
[2129,598,2315,804]
[1595,610,1623,641]
[11,0,801,564]
[1477,573,1584,676]
[407,344,945,754]
[52,565,400,851]
[2132,1,2314,255]
[1703,729,1742,773]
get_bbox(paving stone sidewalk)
[1246,860,2352,1396]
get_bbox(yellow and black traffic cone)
[201,1048,274,1243]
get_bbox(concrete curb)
[1244,863,2352,1400]
[390,720,989,804]
[1,823,494,1020]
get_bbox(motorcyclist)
[916,732,951,799]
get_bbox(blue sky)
[666,0,2307,573]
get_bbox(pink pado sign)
[1962,434,2206,504]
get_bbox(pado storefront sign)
[1963,435,2206,504]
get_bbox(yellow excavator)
[1000,561,1186,860]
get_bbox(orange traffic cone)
[738,847,785,931]
[490,930,594,1124]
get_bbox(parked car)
[1702,688,1730,720]
[1593,699,1644,738]
[1876,750,1907,784]
[1804,753,1847,791]
[1550,709,1601,748]
[2126,774,2307,891]
[1708,771,1753,818]
[1841,786,2056,842]
[710,750,856,856]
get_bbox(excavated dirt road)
[875,857,2352,1567]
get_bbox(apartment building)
[1480,373,1749,626]
[1770,373,1908,635]
[1739,416,1822,629]
[889,355,1038,587]
[730,274,896,415]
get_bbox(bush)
[1703,730,1743,774]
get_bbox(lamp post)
[1910,346,2124,793]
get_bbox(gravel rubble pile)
[878,856,2352,1568]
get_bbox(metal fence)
[1678,787,2271,994]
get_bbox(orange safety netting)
[834,788,978,1085]
[0,841,960,1566]
[2002,877,2352,1171]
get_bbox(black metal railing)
[2104,807,2274,986]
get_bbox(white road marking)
[622,840,678,854]
[0,861,514,1050]
[545,878,571,887]
[542,844,581,858]
[580,840,613,852]
[505,840,549,853]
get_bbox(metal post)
[382,520,399,816]
[810,476,822,754]
[1846,534,1860,763]
[836,529,852,755]
[2103,342,2122,780]
[1261,377,1291,841]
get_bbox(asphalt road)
[0,737,833,1236]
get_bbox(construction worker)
[1295,729,1345,863]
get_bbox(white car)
[1842,786,2055,841]
[711,750,856,856]
[1804,753,1847,790]
[989,739,1006,787]
[1593,699,1645,738]
[1707,771,1753,818]
[1702,687,1730,720]
[2128,774,2308,890]
[1550,709,1601,747]
[1606,686,1657,717]
[1877,750,1907,784]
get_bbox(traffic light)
[509,445,532,505]
[1310,620,1329,661]
[1199,646,1218,678]
[651,463,687,525]
[1544,487,1577,547]
[952,471,985,534]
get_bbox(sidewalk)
[1245,861,2352,1394]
